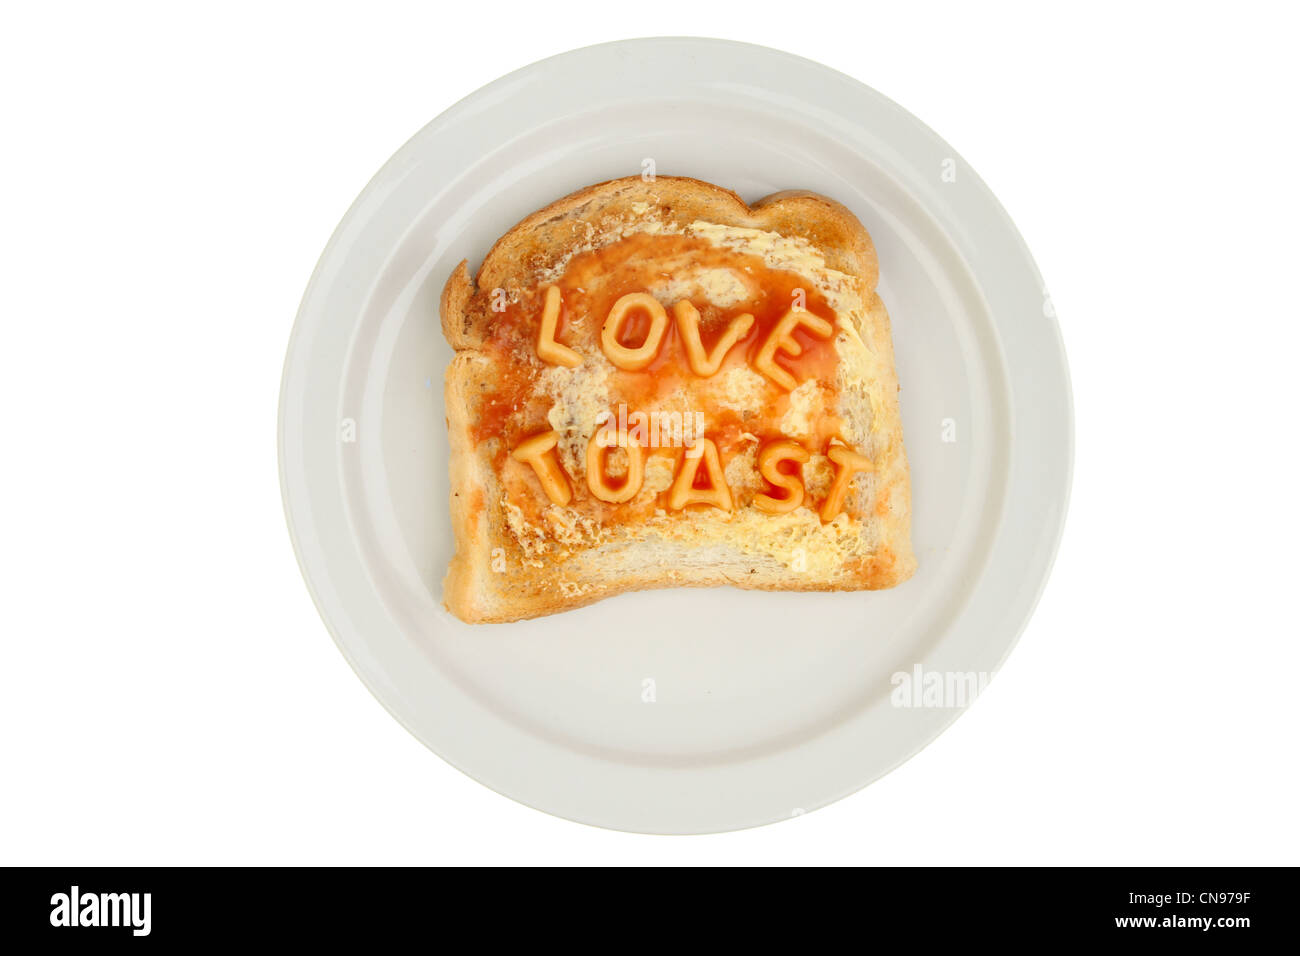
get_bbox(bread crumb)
[723,443,762,499]
[779,379,822,439]
[714,366,769,414]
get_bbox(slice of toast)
[441,176,914,623]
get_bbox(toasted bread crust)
[441,176,913,623]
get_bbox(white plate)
[279,38,1072,834]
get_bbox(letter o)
[601,293,668,371]
[586,430,645,503]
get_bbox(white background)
[3,1,1296,865]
